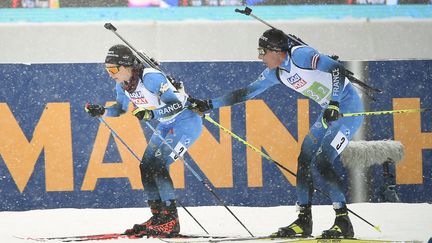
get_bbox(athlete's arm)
[105,82,130,117]
[211,70,280,109]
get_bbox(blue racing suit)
[105,68,203,203]
[210,46,364,207]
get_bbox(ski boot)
[271,204,312,238]
[125,200,162,235]
[144,200,180,237]
[320,205,354,239]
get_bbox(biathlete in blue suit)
[85,44,202,237]
[189,29,364,239]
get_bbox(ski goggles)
[105,65,120,75]
[257,47,267,56]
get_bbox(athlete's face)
[258,48,286,69]
[105,64,133,83]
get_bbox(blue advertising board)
[0,60,431,211]
[367,60,432,203]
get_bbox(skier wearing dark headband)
[190,29,364,239]
[85,44,202,237]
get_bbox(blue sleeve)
[211,69,280,109]
[105,83,130,117]
[143,72,184,120]
[291,46,346,102]
[143,72,181,104]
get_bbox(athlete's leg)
[144,111,202,235]
[140,124,170,201]
[125,124,170,235]
[153,111,203,202]
[296,120,327,205]
[315,112,363,239]
[274,120,327,238]
[314,114,363,203]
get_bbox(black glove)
[85,103,105,117]
[322,101,340,128]
[132,107,154,121]
[188,97,213,113]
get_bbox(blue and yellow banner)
[0,60,431,211]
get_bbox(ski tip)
[374,225,382,233]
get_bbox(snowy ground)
[1,203,431,243]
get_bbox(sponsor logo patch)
[286,73,307,89]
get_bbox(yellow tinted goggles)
[105,66,120,75]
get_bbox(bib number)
[169,142,187,160]
[302,82,330,103]
[330,131,348,155]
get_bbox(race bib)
[169,142,187,160]
[330,131,348,155]
[301,82,330,103]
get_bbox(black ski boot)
[125,200,162,235]
[272,204,312,238]
[320,206,354,239]
[145,200,180,237]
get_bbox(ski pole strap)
[340,107,432,118]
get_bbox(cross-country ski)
[4,203,430,242]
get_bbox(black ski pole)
[177,201,209,235]
[97,117,209,235]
